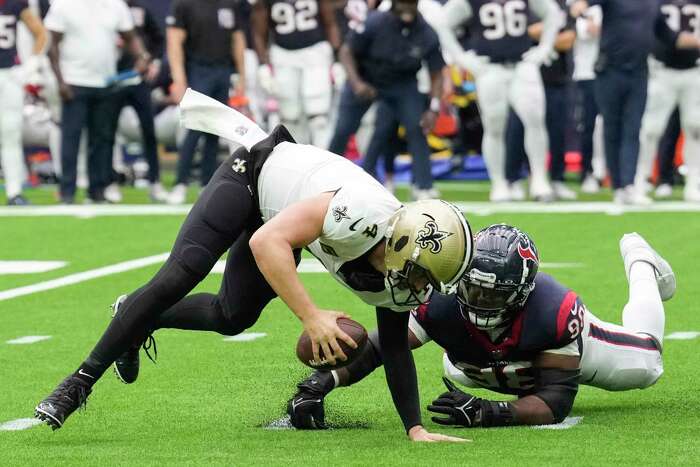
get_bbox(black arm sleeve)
[144,6,165,58]
[376,307,422,433]
[531,367,580,423]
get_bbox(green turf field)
[1,183,699,466]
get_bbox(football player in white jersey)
[252,0,342,147]
[634,0,700,204]
[0,0,46,205]
[425,0,562,201]
[35,90,473,443]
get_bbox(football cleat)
[111,295,158,384]
[620,233,676,301]
[287,372,334,430]
[35,376,92,430]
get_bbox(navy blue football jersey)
[267,0,326,50]
[653,0,700,69]
[412,272,585,396]
[0,0,27,69]
[467,0,533,62]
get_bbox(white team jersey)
[257,142,414,311]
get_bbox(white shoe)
[530,181,554,202]
[149,182,169,203]
[626,185,652,206]
[620,233,675,301]
[654,183,673,198]
[489,182,511,202]
[411,188,432,201]
[581,175,600,194]
[684,186,700,202]
[552,182,578,200]
[167,184,188,205]
[613,188,628,205]
[509,180,526,201]
[104,183,123,204]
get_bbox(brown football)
[296,317,368,370]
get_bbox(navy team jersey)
[0,0,28,69]
[467,0,533,63]
[412,272,585,396]
[268,0,326,50]
[653,0,700,69]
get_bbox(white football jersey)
[257,142,414,311]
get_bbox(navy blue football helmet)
[457,224,539,329]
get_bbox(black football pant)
[82,154,282,379]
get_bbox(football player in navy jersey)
[634,0,700,204]
[252,0,342,146]
[289,224,675,428]
[0,0,46,205]
[425,0,562,202]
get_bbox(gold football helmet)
[384,200,473,306]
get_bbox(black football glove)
[427,377,483,427]
[286,372,333,430]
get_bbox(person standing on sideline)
[570,0,700,205]
[572,4,602,194]
[0,0,46,205]
[342,0,444,200]
[45,0,150,204]
[166,0,247,205]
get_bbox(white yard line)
[0,253,169,302]
[2,201,700,218]
[0,261,67,274]
[533,416,583,430]
[6,335,52,344]
[0,418,44,431]
[222,332,267,342]
[665,331,700,340]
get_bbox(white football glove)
[21,54,44,87]
[257,64,275,95]
[522,46,559,67]
[455,50,490,77]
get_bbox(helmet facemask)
[386,258,435,307]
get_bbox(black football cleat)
[111,295,157,384]
[287,372,334,429]
[35,376,92,430]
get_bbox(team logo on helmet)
[332,205,350,222]
[517,238,538,264]
[415,220,453,253]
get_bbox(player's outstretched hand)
[303,310,358,366]
[408,425,471,443]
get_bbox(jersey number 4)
[479,1,527,40]
[271,0,318,35]
[0,15,16,50]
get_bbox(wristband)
[478,400,515,427]
[429,97,440,113]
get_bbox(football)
[296,317,368,370]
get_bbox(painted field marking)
[6,335,51,345]
[2,202,700,218]
[0,253,169,302]
[666,331,700,340]
[264,416,294,430]
[223,332,267,342]
[0,418,43,431]
[0,261,67,274]
[533,416,583,430]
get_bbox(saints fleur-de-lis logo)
[231,158,247,173]
[332,205,350,222]
[415,220,453,253]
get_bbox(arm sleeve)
[117,0,135,32]
[144,6,165,57]
[430,0,472,63]
[654,9,679,47]
[43,0,66,32]
[376,307,422,432]
[529,0,564,51]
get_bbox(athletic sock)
[622,261,665,346]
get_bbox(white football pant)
[637,60,700,196]
[474,61,551,197]
[270,41,333,146]
[0,67,27,198]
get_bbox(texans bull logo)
[415,220,453,253]
[517,238,539,264]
